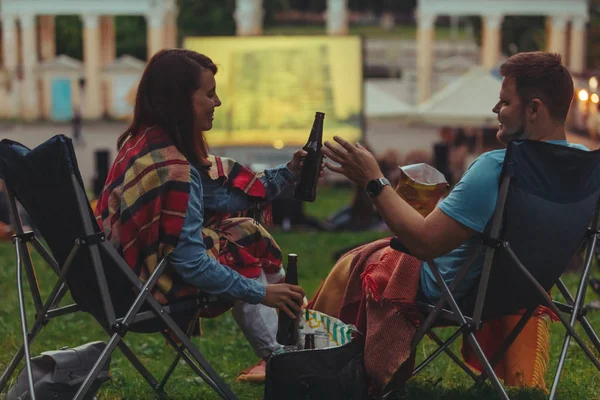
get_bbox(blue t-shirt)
[420,140,589,301]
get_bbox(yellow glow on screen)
[184,36,363,147]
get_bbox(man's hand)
[287,149,326,178]
[321,136,383,188]
[262,283,305,319]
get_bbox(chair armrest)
[389,237,412,256]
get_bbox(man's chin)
[496,129,509,145]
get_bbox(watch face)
[366,180,381,196]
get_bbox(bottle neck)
[308,119,324,143]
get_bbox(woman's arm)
[169,167,266,303]
[202,164,297,213]
[170,167,304,316]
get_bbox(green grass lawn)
[0,187,599,399]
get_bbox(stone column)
[38,16,56,62]
[38,16,56,120]
[164,9,178,48]
[481,14,504,69]
[2,15,19,118]
[20,13,39,120]
[82,14,103,119]
[146,12,165,59]
[326,0,349,35]
[100,16,116,119]
[569,16,587,75]
[234,0,263,36]
[547,15,568,57]
[100,16,116,66]
[416,12,436,103]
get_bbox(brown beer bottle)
[276,254,300,346]
[293,112,325,202]
[304,334,315,350]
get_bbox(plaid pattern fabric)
[202,217,284,280]
[95,126,280,311]
[204,155,273,226]
[310,238,422,395]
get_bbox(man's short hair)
[499,52,574,121]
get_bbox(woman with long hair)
[95,49,317,381]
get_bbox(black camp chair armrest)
[389,237,413,256]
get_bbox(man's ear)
[529,99,542,120]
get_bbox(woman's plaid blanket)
[95,126,282,316]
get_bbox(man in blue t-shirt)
[322,51,587,301]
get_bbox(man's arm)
[322,136,479,260]
[370,185,474,260]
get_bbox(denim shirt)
[168,164,297,304]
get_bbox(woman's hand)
[321,136,383,188]
[262,283,305,319]
[287,149,326,179]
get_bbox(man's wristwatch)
[365,177,390,197]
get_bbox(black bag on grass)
[7,341,111,400]
[264,339,368,400]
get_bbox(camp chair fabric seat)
[0,135,238,400]
[389,140,600,400]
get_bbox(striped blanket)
[309,239,554,394]
[94,126,282,316]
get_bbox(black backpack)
[7,341,111,400]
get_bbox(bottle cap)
[315,112,325,119]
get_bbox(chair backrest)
[0,135,134,325]
[477,140,600,319]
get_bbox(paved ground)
[0,120,596,195]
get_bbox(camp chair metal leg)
[73,333,122,400]
[29,236,62,276]
[157,351,181,392]
[20,243,44,313]
[157,309,203,391]
[504,247,600,400]
[580,317,600,353]
[162,331,237,400]
[475,307,536,387]
[466,333,509,400]
[14,239,37,400]
[411,298,446,352]
[102,243,238,399]
[0,347,25,392]
[115,340,160,390]
[0,259,77,395]
[424,330,478,381]
[6,188,44,314]
[74,258,170,400]
[160,332,222,390]
[427,262,509,398]
[556,279,600,353]
[412,328,466,377]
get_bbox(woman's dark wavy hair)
[117,49,217,168]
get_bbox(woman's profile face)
[193,68,221,132]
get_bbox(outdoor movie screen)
[184,36,363,148]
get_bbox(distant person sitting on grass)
[94,49,325,383]
[313,52,588,394]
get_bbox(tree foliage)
[55,15,82,60]
[469,16,546,56]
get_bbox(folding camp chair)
[388,140,600,400]
[0,135,239,400]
